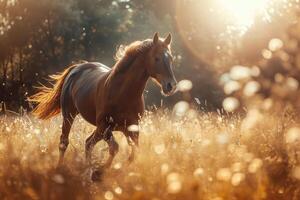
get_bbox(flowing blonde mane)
[113,39,153,73]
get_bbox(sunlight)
[218,0,270,33]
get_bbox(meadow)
[0,106,300,200]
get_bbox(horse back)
[62,62,111,125]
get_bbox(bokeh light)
[217,0,270,32]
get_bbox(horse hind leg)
[85,128,103,165]
[57,111,77,167]
[85,125,111,165]
[103,130,119,168]
[57,78,78,167]
[90,129,119,182]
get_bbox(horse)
[30,33,177,178]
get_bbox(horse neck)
[110,55,149,98]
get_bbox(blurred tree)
[0,0,135,110]
[220,12,300,113]
[0,0,297,111]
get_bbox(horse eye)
[155,57,160,62]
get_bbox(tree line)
[1,0,296,112]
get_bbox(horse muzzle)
[162,80,177,96]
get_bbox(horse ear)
[153,32,159,44]
[164,33,172,45]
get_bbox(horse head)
[146,32,177,96]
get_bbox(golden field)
[0,107,300,200]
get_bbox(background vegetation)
[0,0,297,111]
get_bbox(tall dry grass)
[0,108,300,200]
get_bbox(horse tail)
[29,65,77,120]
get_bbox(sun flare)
[218,0,271,33]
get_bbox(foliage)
[0,0,135,109]
[0,0,248,110]
[221,13,300,113]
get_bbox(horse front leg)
[125,130,139,163]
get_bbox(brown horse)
[30,33,177,174]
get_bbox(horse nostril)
[166,82,173,92]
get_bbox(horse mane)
[112,39,153,74]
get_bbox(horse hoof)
[91,169,103,182]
